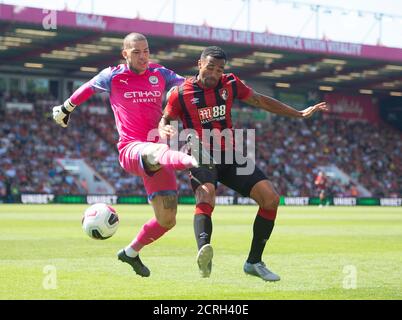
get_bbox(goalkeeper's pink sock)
[127,218,170,254]
[157,147,197,170]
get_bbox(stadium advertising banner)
[2,4,402,62]
[172,24,402,61]
[8,194,401,206]
[0,4,172,36]
[324,93,380,123]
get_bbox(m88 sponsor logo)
[198,104,226,124]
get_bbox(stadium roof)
[1,3,402,97]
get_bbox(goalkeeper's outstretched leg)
[117,140,199,277]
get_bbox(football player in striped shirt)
[159,46,327,281]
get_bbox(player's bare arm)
[243,91,328,118]
[300,102,328,118]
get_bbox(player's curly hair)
[201,46,227,61]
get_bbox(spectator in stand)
[315,171,328,207]
[350,184,359,197]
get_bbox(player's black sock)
[247,215,275,264]
[194,214,212,250]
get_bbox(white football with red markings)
[82,203,119,240]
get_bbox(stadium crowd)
[0,92,401,200]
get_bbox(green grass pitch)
[0,204,401,300]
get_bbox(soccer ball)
[82,203,119,240]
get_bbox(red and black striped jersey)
[165,73,253,150]
[315,174,327,190]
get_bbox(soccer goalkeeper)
[52,33,198,277]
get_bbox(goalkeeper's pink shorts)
[118,141,177,201]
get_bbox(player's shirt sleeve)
[90,67,113,93]
[156,65,185,91]
[233,74,253,100]
[164,87,182,120]
[70,82,96,106]
[69,67,112,105]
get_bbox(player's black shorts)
[189,149,267,197]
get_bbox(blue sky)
[2,0,402,48]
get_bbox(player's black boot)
[117,249,150,277]
[186,133,215,170]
